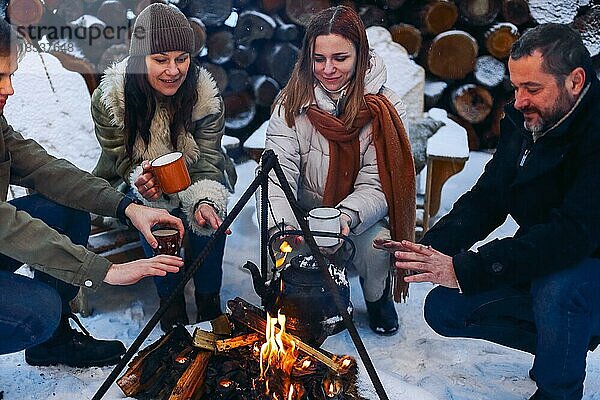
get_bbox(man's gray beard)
[524,88,575,135]
[525,119,544,134]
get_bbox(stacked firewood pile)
[387,0,600,149]
[3,0,599,148]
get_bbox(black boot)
[159,292,189,333]
[25,313,125,368]
[195,292,222,322]
[362,276,399,336]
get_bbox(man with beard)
[375,24,600,400]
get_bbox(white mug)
[308,207,341,247]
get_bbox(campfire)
[116,298,367,400]
[93,151,388,400]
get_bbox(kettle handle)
[268,229,356,270]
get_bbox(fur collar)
[97,58,221,163]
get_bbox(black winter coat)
[421,74,600,295]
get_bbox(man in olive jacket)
[378,24,600,400]
[0,20,184,368]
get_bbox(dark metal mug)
[152,228,181,256]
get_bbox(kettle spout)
[242,261,267,298]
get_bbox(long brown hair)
[123,56,199,159]
[277,6,370,129]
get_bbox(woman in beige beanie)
[91,3,237,332]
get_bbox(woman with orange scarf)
[261,6,416,336]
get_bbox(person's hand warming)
[394,240,459,288]
[104,255,184,285]
[195,203,231,235]
[374,239,459,289]
[134,160,163,201]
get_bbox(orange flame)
[333,355,355,373]
[323,375,343,397]
[275,241,293,268]
[260,311,301,399]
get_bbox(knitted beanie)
[130,3,194,56]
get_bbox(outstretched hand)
[374,239,459,289]
[104,255,183,285]
[125,203,185,249]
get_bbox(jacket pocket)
[0,154,11,201]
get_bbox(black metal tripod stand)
[92,149,389,400]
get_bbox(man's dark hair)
[0,18,24,59]
[510,23,591,80]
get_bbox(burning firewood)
[192,329,224,352]
[169,350,212,400]
[215,333,263,352]
[227,297,348,374]
[118,297,365,399]
[117,326,197,398]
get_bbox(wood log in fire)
[227,297,344,373]
[168,350,212,400]
[215,333,263,352]
[117,326,195,398]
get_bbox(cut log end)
[285,0,331,26]
[7,0,44,26]
[389,23,422,58]
[451,84,494,124]
[485,22,519,60]
[421,0,459,35]
[474,55,506,88]
[457,0,501,26]
[427,30,478,80]
[501,0,531,25]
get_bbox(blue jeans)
[138,207,225,298]
[424,258,600,400]
[0,194,91,354]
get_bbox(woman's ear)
[567,67,586,96]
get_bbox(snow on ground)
[2,51,600,400]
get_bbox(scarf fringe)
[392,268,410,302]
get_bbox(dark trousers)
[138,207,225,298]
[424,258,600,400]
[0,194,90,354]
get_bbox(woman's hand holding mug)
[135,160,163,201]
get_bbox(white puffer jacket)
[263,51,408,235]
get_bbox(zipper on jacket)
[519,135,534,167]
[519,149,530,166]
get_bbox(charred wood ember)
[117,325,197,399]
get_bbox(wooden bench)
[421,108,469,234]
[243,108,469,238]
